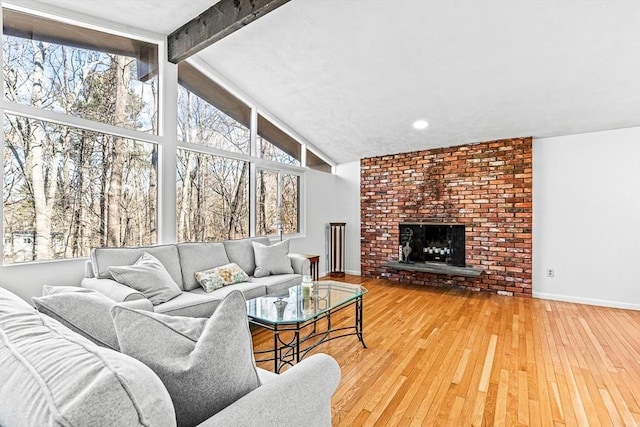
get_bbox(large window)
[3,115,157,263]
[2,9,159,264]
[176,149,248,241]
[3,9,158,133]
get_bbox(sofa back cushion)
[91,244,184,289]
[32,286,153,351]
[223,237,270,276]
[0,288,176,427]
[177,242,231,291]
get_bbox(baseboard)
[533,291,640,311]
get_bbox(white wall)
[533,127,640,309]
[288,169,337,276]
[289,162,362,277]
[335,161,362,275]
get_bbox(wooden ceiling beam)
[167,0,291,64]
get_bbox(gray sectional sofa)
[0,286,341,426]
[82,237,311,317]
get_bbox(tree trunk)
[178,151,194,241]
[258,171,267,234]
[227,162,247,239]
[106,55,127,246]
[28,40,53,260]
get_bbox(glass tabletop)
[246,280,367,325]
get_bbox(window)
[176,149,249,242]
[256,169,300,237]
[3,114,157,264]
[306,149,332,173]
[2,9,159,264]
[3,9,158,133]
[257,114,301,166]
[177,63,250,154]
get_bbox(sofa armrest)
[196,354,341,427]
[84,260,95,278]
[81,277,147,303]
[288,253,311,276]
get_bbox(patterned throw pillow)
[195,263,249,292]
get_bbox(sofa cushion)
[109,252,182,305]
[111,290,260,427]
[91,244,183,288]
[191,282,267,303]
[0,288,176,427]
[152,290,222,317]
[253,240,294,278]
[252,273,303,296]
[223,237,270,276]
[34,286,117,350]
[195,262,250,292]
[177,242,230,291]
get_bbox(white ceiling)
[18,0,640,164]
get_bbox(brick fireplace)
[360,137,532,296]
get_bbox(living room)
[1,0,639,426]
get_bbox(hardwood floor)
[251,276,640,426]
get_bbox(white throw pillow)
[252,240,294,278]
[111,290,260,427]
[109,252,182,305]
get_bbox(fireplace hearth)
[399,223,465,267]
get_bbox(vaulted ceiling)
[20,0,640,164]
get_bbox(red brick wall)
[360,137,532,296]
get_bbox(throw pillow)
[109,252,182,305]
[194,262,249,292]
[252,240,294,278]
[111,290,260,427]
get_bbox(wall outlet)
[546,269,555,277]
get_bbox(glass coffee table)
[246,280,367,373]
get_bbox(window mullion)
[249,107,258,237]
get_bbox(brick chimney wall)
[360,137,532,296]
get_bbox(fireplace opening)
[399,223,465,267]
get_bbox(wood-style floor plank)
[251,276,640,426]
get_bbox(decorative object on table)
[273,297,288,320]
[301,275,313,298]
[329,222,346,277]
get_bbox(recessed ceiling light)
[412,120,429,130]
